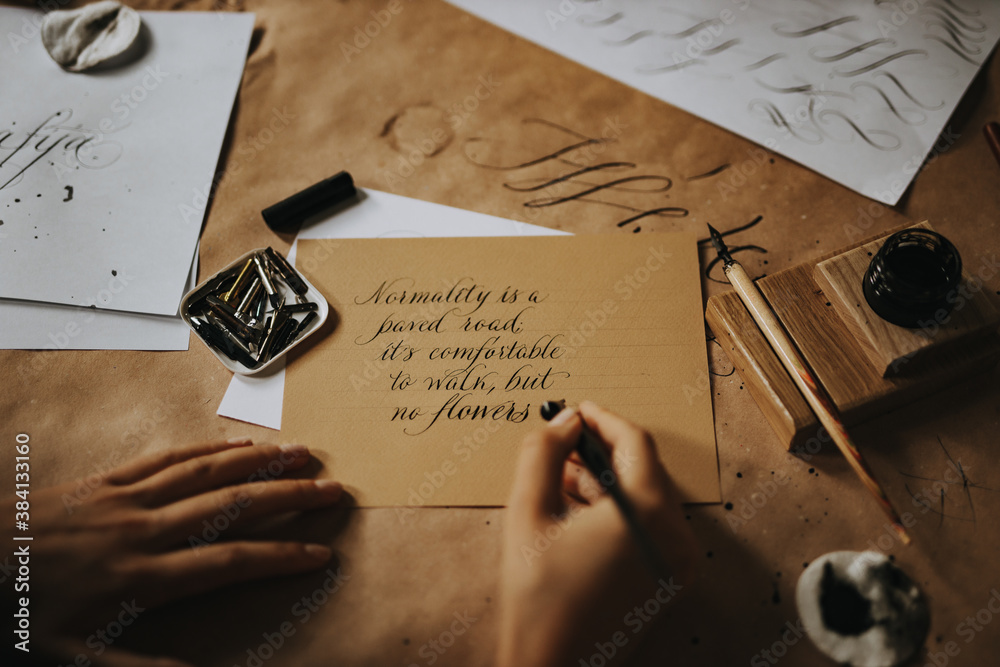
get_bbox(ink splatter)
[736,472,743,478]
[724,502,733,510]
[112,270,117,276]
[63,185,74,202]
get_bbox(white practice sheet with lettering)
[0,9,254,315]
[447,0,1000,204]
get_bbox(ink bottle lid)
[262,171,356,232]
[862,229,962,329]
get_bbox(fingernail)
[304,544,331,561]
[315,479,343,499]
[280,443,309,457]
[548,407,577,427]
[227,436,253,445]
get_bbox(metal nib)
[540,399,567,421]
[707,224,734,267]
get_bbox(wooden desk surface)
[3,1,999,664]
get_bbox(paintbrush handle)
[723,262,911,545]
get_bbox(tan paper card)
[283,234,719,507]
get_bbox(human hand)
[497,402,698,667]
[1,438,342,667]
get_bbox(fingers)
[47,640,195,667]
[106,437,254,486]
[508,408,582,523]
[95,645,196,667]
[155,478,343,547]
[129,444,312,507]
[578,401,662,494]
[562,460,602,505]
[134,541,333,609]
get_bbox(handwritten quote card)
[447,0,1000,204]
[282,235,720,507]
[0,10,253,315]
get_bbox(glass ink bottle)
[862,229,962,329]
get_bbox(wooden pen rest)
[705,222,1000,450]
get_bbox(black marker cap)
[261,171,356,232]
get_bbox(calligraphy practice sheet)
[447,0,1000,204]
[217,188,567,430]
[282,234,719,506]
[0,9,254,315]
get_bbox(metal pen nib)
[707,223,734,267]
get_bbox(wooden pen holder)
[706,222,1000,450]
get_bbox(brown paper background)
[2,1,999,664]
[284,234,719,506]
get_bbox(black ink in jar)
[862,229,962,329]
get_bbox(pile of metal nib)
[187,247,319,370]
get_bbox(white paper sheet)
[446,0,1000,204]
[0,251,195,351]
[0,10,254,315]
[217,189,567,430]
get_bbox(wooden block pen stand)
[706,222,1000,450]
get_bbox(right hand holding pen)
[497,401,699,667]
